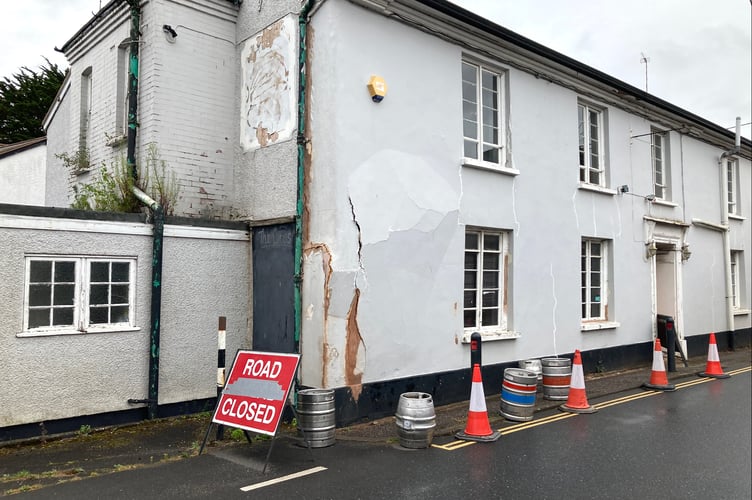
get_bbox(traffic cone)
[642,338,676,391]
[698,332,730,379]
[559,350,597,414]
[455,364,501,442]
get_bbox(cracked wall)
[299,1,751,395]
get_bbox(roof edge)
[415,0,750,148]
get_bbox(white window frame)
[79,67,93,156]
[581,238,609,323]
[115,40,131,138]
[730,250,741,310]
[462,59,508,171]
[578,101,606,187]
[727,159,739,216]
[21,255,137,337]
[651,129,669,200]
[464,229,510,337]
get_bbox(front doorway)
[653,240,687,359]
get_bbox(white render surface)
[0,144,47,206]
[299,0,751,389]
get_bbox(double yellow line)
[432,365,751,452]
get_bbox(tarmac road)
[7,366,751,499]
[2,347,750,498]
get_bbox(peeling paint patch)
[345,288,365,399]
[240,16,296,150]
[348,151,460,245]
[304,243,333,387]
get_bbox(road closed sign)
[212,350,300,435]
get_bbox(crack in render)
[348,196,365,273]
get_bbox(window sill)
[106,134,127,147]
[17,326,140,338]
[578,183,617,196]
[461,330,520,343]
[729,214,746,221]
[462,158,519,176]
[581,321,620,331]
[733,309,751,316]
[651,199,678,208]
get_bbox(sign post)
[200,350,301,467]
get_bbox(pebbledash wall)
[296,0,751,422]
[0,205,250,438]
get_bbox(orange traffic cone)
[642,338,676,391]
[698,332,730,379]
[455,364,501,442]
[559,350,597,414]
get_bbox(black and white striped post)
[216,316,226,440]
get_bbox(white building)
[0,137,47,206]
[1,0,749,436]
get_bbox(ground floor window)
[464,229,509,332]
[730,250,743,310]
[24,256,136,335]
[581,238,610,322]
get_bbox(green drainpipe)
[295,1,314,352]
[123,0,163,421]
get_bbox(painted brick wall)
[49,0,239,218]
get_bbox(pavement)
[1,346,750,496]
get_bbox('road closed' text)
[220,397,275,424]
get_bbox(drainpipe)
[126,0,140,184]
[123,0,164,420]
[294,1,315,352]
[718,117,741,349]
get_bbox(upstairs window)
[79,67,93,156]
[578,102,606,186]
[727,159,740,216]
[115,40,131,137]
[651,129,670,200]
[23,256,136,336]
[462,61,505,168]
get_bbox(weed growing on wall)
[55,148,90,173]
[63,143,179,215]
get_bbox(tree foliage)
[0,59,65,144]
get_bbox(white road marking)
[240,466,328,492]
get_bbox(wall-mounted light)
[163,25,178,43]
[646,241,658,258]
[620,185,656,202]
[367,75,387,103]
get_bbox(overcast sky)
[1,0,749,138]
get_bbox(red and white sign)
[212,350,300,436]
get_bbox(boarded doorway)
[252,223,296,353]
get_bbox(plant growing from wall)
[143,143,179,215]
[65,143,179,215]
[55,148,91,173]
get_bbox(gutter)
[358,0,750,151]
